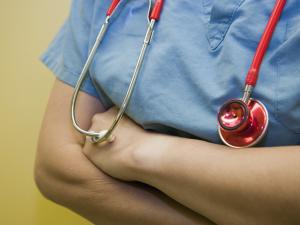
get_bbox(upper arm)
[40,78,105,145]
[36,0,111,202]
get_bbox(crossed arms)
[35,79,300,225]
[34,79,215,225]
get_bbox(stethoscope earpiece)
[89,130,115,144]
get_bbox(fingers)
[92,107,118,124]
[91,106,132,131]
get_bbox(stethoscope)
[218,0,286,148]
[71,0,286,148]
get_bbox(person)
[34,1,300,224]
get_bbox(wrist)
[129,133,175,184]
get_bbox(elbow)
[34,153,66,204]
[34,162,55,202]
[34,141,112,224]
[34,143,88,206]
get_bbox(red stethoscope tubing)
[106,0,164,19]
[106,0,121,16]
[150,0,164,20]
[246,0,286,87]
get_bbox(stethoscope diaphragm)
[218,99,269,148]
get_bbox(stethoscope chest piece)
[218,99,268,148]
[216,0,286,148]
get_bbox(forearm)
[81,176,216,225]
[133,136,300,225]
[35,143,215,225]
[35,80,215,225]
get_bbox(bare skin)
[34,79,216,225]
[83,102,300,225]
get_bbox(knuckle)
[91,113,103,123]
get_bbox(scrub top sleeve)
[40,0,110,107]
[40,20,100,99]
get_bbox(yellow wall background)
[0,1,91,224]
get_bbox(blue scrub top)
[41,0,300,146]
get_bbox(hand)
[82,107,156,181]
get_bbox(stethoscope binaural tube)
[218,0,286,148]
[71,0,164,144]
